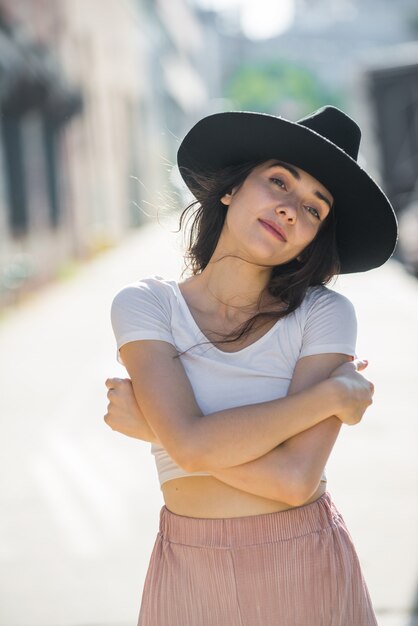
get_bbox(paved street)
[1,214,418,626]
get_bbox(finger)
[105,377,124,389]
[353,359,368,371]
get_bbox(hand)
[104,377,157,442]
[329,359,374,426]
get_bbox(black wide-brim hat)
[177,105,398,274]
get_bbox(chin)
[251,244,288,264]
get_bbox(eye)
[271,177,286,189]
[305,205,321,220]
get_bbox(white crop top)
[111,275,357,489]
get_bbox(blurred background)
[1,0,417,625]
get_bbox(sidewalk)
[1,214,417,625]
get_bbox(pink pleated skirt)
[137,491,378,626]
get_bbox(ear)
[220,190,233,206]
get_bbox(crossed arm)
[210,353,347,505]
[106,339,360,506]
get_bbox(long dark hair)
[174,159,340,354]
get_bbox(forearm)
[192,379,341,471]
[210,416,341,502]
[137,414,340,505]
[122,378,341,470]
[209,442,298,503]
[280,415,342,496]
[127,418,299,503]
[138,415,340,503]
[125,398,341,503]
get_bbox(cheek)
[227,186,269,224]
[288,222,319,257]
[300,216,321,241]
[225,199,252,235]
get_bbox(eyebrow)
[268,160,333,211]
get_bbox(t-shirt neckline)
[171,279,282,356]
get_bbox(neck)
[187,255,273,323]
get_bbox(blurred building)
[361,44,418,212]
[0,0,212,308]
[211,0,417,211]
[0,1,82,305]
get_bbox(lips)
[259,219,287,242]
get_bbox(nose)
[275,203,297,223]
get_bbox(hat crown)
[297,106,361,161]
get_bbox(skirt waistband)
[158,491,341,548]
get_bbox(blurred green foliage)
[225,60,343,115]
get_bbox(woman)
[105,106,397,625]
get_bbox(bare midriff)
[162,475,327,519]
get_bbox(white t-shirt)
[111,275,357,489]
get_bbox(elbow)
[170,438,208,474]
[165,445,197,473]
[156,420,207,473]
[178,454,205,473]
[176,420,217,473]
[172,446,197,472]
[181,437,212,472]
[282,472,317,508]
[176,451,207,473]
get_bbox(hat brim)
[177,111,398,274]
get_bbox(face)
[219,159,333,266]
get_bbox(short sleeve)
[299,288,357,359]
[111,279,176,365]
